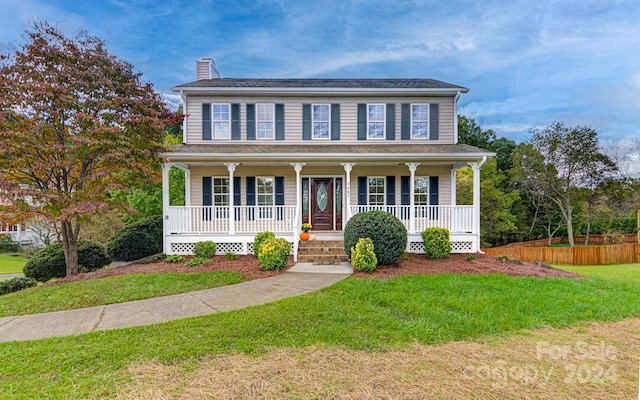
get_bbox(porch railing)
[167,206,297,234]
[349,205,474,233]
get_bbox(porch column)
[224,163,238,235]
[184,167,191,206]
[405,163,419,234]
[450,168,457,206]
[291,163,305,262]
[471,157,486,252]
[341,163,355,220]
[162,162,170,254]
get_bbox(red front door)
[311,178,334,230]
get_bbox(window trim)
[410,103,430,140]
[312,103,331,140]
[256,103,275,140]
[367,176,386,205]
[256,176,275,219]
[367,103,386,140]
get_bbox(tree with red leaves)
[0,21,169,276]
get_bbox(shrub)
[165,254,184,263]
[193,241,217,258]
[421,227,452,259]
[77,240,111,273]
[344,210,407,266]
[466,254,478,261]
[258,238,291,271]
[350,238,377,272]
[225,251,238,260]
[24,240,110,282]
[0,234,20,253]
[186,256,210,268]
[107,215,162,261]
[0,276,37,296]
[253,231,275,257]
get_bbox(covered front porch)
[162,156,488,260]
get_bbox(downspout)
[453,91,461,144]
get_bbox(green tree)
[510,123,616,247]
[0,22,168,276]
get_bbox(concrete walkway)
[0,273,23,279]
[0,263,352,343]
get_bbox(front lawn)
[556,262,640,282]
[0,271,244,316]
[0,254,27,275]
[1,271,639,398]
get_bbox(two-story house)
[162,58,493,261]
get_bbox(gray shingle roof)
[165,143,493,162]
[172,78,468,91]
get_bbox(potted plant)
[300,223,312,240]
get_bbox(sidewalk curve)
[0,266,351,343]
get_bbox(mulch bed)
[48,252,581,285]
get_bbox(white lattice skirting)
[170,241,293,255]
[410,241,474,254]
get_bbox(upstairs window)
[256,104,274,139]
[312,104,330,139]
[411,104,429,139]
[367,104,385,139]
[212,104,230,139]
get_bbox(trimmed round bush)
[108,215,162,261]
[350,237,377,272]
[344,210,407,266]
[193,241,217,258]
[421,227,452,259]
[253,231,275,257]
[258,237,291,271]
[0,276,37,296]
[24,240,110,282]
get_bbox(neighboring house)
[162,58,493,260]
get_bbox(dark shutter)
[331,104,340,140]
[400,176,410,205]
[246,104,255,140]
[357,103,367,140]
[401,103,410,140]
[275,176,284,220]
[386,176,395,205]
[430,103,439,140]
[386,104,395,140]
[202,177,212,220]
[202,103,211,140]
[357,177,367,205]
[429,176,439,220]
[233,176,241,221]
[275,104,285,140]
[246,176,256,220]
[302,104,311,140]
[231,103,240,140]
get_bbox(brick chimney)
[196,58,220,80]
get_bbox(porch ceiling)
[164,143,494,164]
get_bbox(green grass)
[1,272,640,398]
[0,254,27,274]
[0,271,244,317]
[556,262,640,282]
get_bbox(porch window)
[411,104,429,139]
[212,104,231,139]
[312,104,330,139]
[367,177,385,205]
[257,177,274,218]
[256,104,275,139]
[213,178,230,206]
[367,104,385,139]
[414,177,430,205]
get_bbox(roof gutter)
[170,86,469,96]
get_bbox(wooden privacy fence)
[484,243,640,265]
[501,234,638,248]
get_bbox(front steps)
[297,240,350,264]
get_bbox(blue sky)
[1,0,639,144]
